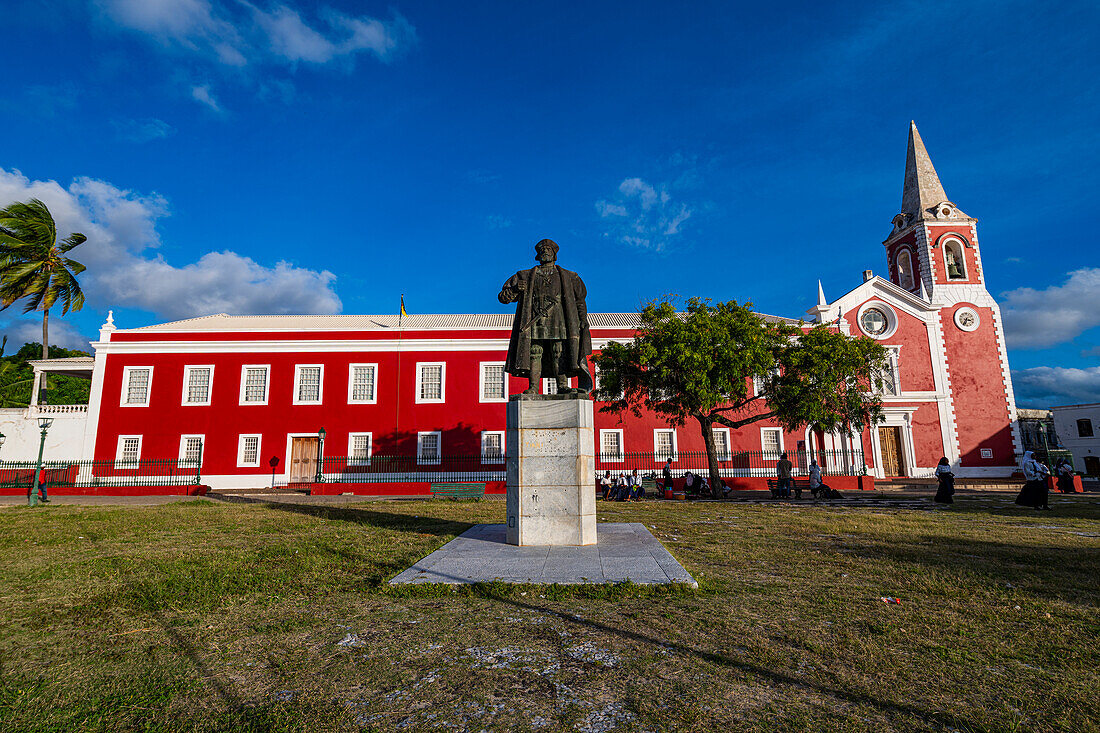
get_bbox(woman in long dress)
[934,457,955,503]
[1055,460,1076,494]
[1015,451,1051,509]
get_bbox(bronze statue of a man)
[498,238,593,395]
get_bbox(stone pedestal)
[506,396,597,546]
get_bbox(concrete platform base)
[389,522,697,586]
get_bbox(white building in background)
[0,358,93,463]
[1051,403,1100,477]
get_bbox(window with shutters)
[121,367,152,406]
[239,365,269,404]
[479,362,507,402]
[294,365,323,404]
[417,431,442,464]
[416,363,445,403]
[653,429,677,461]
[238,434,261,467]
[178,435,204,468]
[348,433,372,465]
[600,429,624,462]
[115,435,142,469]
[481,431,504,463]
[348,364,378,404]
[182,366,213,405]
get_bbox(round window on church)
[860,308,888,336]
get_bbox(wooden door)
[878,427,905,477]
[290,437,319,483]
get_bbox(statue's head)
[534,238,559,264]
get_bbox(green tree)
[593,298,889,491]
[0,199,88,402]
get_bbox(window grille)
[482,364,505,400]
[713,429,731,460]
[418,432,441,464]
[180,437,203,467]
[243,368,268,402]
[185,368,211,403]
[655,430,675,460]
[420,365,442,401]
[350,434,372,465]
[482,432,504,462]
[117,437,140,468]
[761,428,782,457]
[126,369,150,404]
[297,367,322,402]
[240,436,259,465]
[350,366,376,402]
[601,430,623,461]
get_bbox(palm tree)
[0,199,87,402]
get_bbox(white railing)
[27,404,89,416]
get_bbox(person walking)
[1015,451,1051,509]
[662,458,674,495]
[776,452,793,499]
[933,457,955,504]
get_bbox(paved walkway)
[390,522,698,586]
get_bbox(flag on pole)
[400,295,408,319]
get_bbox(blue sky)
[1,0,1098,407]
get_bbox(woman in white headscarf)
[1014,451,1051,509]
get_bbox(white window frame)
[712,428,732,461]
[178,434,205,469]
[856,301,899,340]
[543,377,575,395]
[347,363,379,405]
[181,365,214,406]
[115,435,142,469]
[239,365,270,405]
[481,430,505,463]
[237,434,262,468]
[417,431,442,465]
[415,362,446,404]
[876,347,901,396]
[752,367,780,398]
[653,429,677,462]
[348,432,373,466]
[600,429,625,462]
[478,361,508,403]
[120,366,153,407]
[760,427,784,457]
[293,364,324,405]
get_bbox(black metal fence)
[594,449,866,479]
[0,459,201,489]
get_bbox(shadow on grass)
[208,493,477,539]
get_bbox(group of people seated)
[599,470,646,501]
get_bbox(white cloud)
[113,117,176,143]
[0,318,91,352]
[0,167,342,331]
[191,84,222,112]
[97,0,413,70]
[1012,367,1100,408]
[596,177,693,252]
[1000,268,1100,349]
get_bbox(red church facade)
[71,122,1020,489]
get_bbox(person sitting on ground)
[599,470,613,500]
[776,452,794,499]
[934,456,955,504]
[1056,459,1075,494]
[808,459,824,499]
[683,470,696,496]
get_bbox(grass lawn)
[1,494,1098,732]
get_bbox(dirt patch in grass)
[1,495,1098,731]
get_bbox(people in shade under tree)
[1015,451,1051,510]
[808,459,824,499]
[776,452,793,499]
[934,457,955,504]
[662,458,674,494]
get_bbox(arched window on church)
[896,249,915,290]
[943,239,967,280]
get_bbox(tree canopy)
[592,298,888,490]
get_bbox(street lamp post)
[1038,423,1052,475]
[29,417,53,507]
[316,427,326,483]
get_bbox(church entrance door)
[878,427,906,477]
[290,437,319,483]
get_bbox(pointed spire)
[816,280,827,306]
[901,122,966,222]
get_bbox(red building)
[71,122,1019,489]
